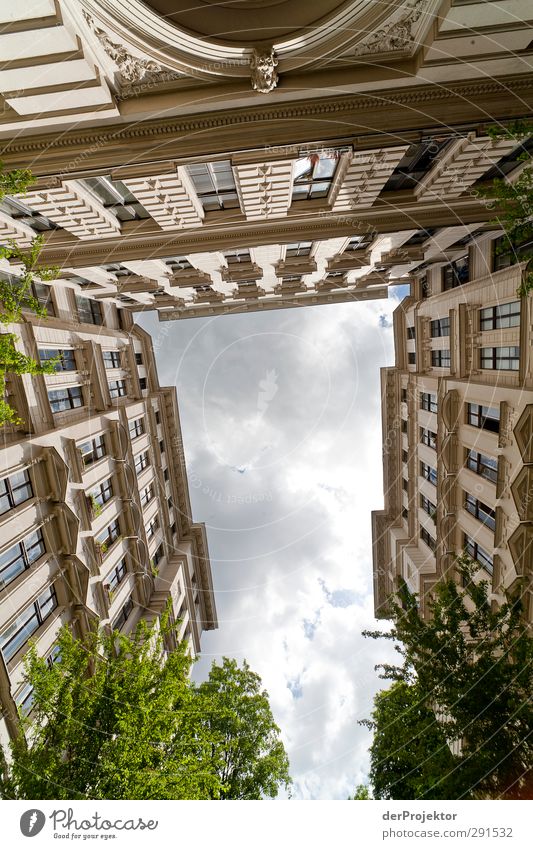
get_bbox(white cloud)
[138,294,402,799]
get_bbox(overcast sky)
[138,291,405,800]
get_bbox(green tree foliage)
[0,161,35,200]
[196,657,291,799]
[351,783,372,799]
[363,555,533,799]
[0,333,58,426]
[479,121,533,296]
[0,619,291,800]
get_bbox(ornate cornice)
[2,75,532,163]
[354,0,426,57]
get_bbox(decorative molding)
[353,0,426,57]
[250,48,279,93]
[83,10,177,85]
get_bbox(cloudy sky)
[138,291,405,800]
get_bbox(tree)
[363,554,533,799]
[0,160,34,200]
[0,619,291,800]
[0,333,58,426]
[361,681,457,800]
[196,657,291,799]
[351,783,372,799]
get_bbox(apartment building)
[372,229,533,624]
[0,280,217,747]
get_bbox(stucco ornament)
[354,0,426,56]
[83,11,162,83]
[250,48,279,93]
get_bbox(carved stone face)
[250,50,279,94]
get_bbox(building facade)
[0,283,217,747]
[372,230,533,623]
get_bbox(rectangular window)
[492,233,533,272]
[88,478,113,509]
[420,494,436,517]
[465,449,498,484]
[103,351,121,369]
[155,410,161,425]
[431,349,451,368]
[420,527,436,552]
[402,449,408,463]
[0,468,33,515]
[430,318,450,337]
[402,478,409,493]
[408,352,416,365]
[39,348,76,372]
[345,235,372,251]
[291,152,339,202]
[479,301,520,330]
[466,403,500,433]
[0,527,46,590]
[152,544,164,566]
[163,468,169,482]
[32,282,55,316]
[135,352,143,365]
[401,388,408,403]
[147,516,159,539]
[285,242,312,258]
[480,347,520,371]
[79,434,106,466]
[401,419,408,434]
[420,427,437,450]
[75,295,103,325]
[112,596,134,632]
[464,493,496,531]
[401,507,408,521]
[96,518,121,550]
[159,439,165,454]
[139,377,147,391]
[187,160,239,211]
[406,326,416,340]
[463,533,493,574]
[224,249,251,263]
[134,451,150,475]
[164,256,192,272]
[420,392,437,413]
[128,417,144,439]
[140,483,155,507]
[105,557,127,592]
[108,379,127,399]
[48,386,83,413]
[443,255,469,289]
[420,461,437,486]
[0,585,57,662]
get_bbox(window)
[401,388,408,403]
[187,160,239,211]
[480,347,520,371]
[31,282,55,316]
[81,176,150,222]
[291,151,339,201]
[96,518,121,550]
[155,410,161,425]
[163,468,169,482]
[224,249,251,263]
[109,379,127,399]
[0,527,46,589]
[345,235,372,251]
[285,242,312,257]
[408,352,416,365]
[382,139,450,192]
[0,585,57,662]
[430,318,450,337]
[420,392,437,413]
[401,507,409,521]
[152,544,164,566]
[420,427,437,450]
[15,682,35,716]
[128,417,144,439]
[165,256,192,272]
[464,494,496,531]
[479,301,520,330]
[140,483,155,507]
[103,351,121,369]
[0,468,33,515]
[79,434,106,466]
[420,461,437,485]
[463,534,493,574]
[139,377,147,391]
[48,386,83,413]
[75,295,103,325]
[420,494,436,517]
[134,451,150,475]
[465,448,498,484]
[402,478,409,493]
[401,419,408,434]
[407,326,416,340]
[88,478,113,509]
[159,439,165,454]
[112,596,134,631]
[402,449,408,463]
[492,233,533,272]
[420,527,436,552]
[147,516,159,539]
[105,557,127,592]
[39,348,76,372]
[431,349,451,368]
[135,352,143,365]
[466,403,500,433]
[171,522,177,536]
[443,255,469,289]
